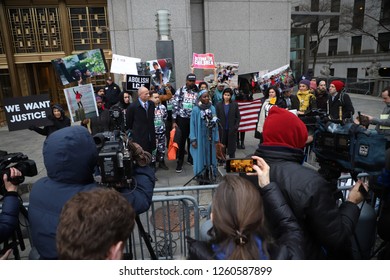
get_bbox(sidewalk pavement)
[0,93,384,195]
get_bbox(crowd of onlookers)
[2,66,390,260]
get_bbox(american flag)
[237,99,262,132]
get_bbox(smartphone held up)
[225,158,256,173]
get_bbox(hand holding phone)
[250,156,270,188]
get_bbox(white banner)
[110,54,141,74]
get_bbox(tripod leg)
[135,216,157,260]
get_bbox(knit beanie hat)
[330,80,344,93]
[299,79,310,89]
[96,96,103,103]
[262,106,308,149]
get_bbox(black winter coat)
[126,99,156,154]
[327,92,354,120]
[187,182,304,260]
[216,102,241,156]
[252,145,360,259]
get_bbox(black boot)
[159,160,169,170]
[241,141,245,149]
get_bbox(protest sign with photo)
[192,53,215,69]
[136,58,173,88]
[110,54,141,75]
[52,49,108,86]
[63,84,98,122]
[215,62,239,88]
[3,94,53,131]
[258,64,295,90]
[126,74,151,90]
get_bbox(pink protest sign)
[192,53,215,69]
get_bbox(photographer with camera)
[28,126,154,259]
[0,168,22,244]
[248,106,366,259]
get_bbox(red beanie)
[330,80,344,93]
[262,107,308,149]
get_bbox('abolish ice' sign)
[4,94,53,131]
[126,74,151,91]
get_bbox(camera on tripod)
[313,119,386,176]
[93,131,133,185]
[0,151,37,194]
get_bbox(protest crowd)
[1,51,390,261]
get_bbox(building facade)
[295,0,390,85]
[0,0,293,125]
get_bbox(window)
[380,0,390,24]
[311,0,319,12]
[328,38,338,56]
[351,36,362,54]
[7,7,62,53]
[69,6,110,51]
[352,0,365,29]
[347,68,358,83]
[310,40,318,56]
[330,0,340,32]
[378,32,390,52]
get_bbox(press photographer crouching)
[28,126,155,259]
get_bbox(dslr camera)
[0,151,37,194]
[93,130,133,185]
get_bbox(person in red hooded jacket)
[247,106,366,259]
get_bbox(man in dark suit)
[126,86,156,155]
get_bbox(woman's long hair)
[210,175,271,259]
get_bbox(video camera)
[93,130,133,185]
[0,151,37,195]
[312,118,386,177]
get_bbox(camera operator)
[0,168,22,244]
[28,126,154,259]
[247,106,367,259]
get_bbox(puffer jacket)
[0,192,20,243]
[28,126,155,259]
[187,182,304,260]
[253,145,360,259]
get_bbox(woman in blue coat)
[189,90,219,183]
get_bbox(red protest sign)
[192,53,215,69]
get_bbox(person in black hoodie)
[187,156,304,260]
[28,125,155,259]
[29,104,70,137]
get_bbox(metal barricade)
[126,184,218,260]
